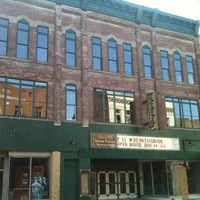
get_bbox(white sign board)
[117,135,180,150]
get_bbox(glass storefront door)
[9,157,49,200]
[96,171,137,200]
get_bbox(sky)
[123,0,200,22]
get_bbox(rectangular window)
[165,97,199,128]
[66,30,76,67]
[37,26,48,62]
[94,89,135,124]
[173,52,183,83]
[0,77,47,118]
[16,20,29,59]
[108,39,118,73]
[66,84,76,120]
[185,56,195,84]
[123,43,133,75]
[9,156,50,200]
[160,51,170,81]
[143,46,152,78]
[0,18,9,56]
[92,37,102,70]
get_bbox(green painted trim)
[46,0,198,37]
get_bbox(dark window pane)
[0,41,6,55]
[17,45,28,59]
[37,48,47,62]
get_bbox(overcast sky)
[123,0,200,21]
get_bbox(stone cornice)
[47,0,199,37]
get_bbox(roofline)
[47,0,199,37]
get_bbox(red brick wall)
[0,0,199,130]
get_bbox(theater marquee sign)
[91,133,180,151]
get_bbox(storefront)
[90,131,200,200]
[0,151,60,200]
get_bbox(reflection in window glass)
[92,37,102,70]
[16,20,29,59]
[66,84,76,120]
[185,56,194,84]
[0,77,47,118]
[108,38,117,73]
[173,51,183,83]
[160,51,170,81]
[143,45,152,78]
[66,30,76,67]
[165,97,199,128]
[37,26,48,62]
[123,43,133,75]
[0,18,9,56]
[94,89,135,124]
[143,162,167,196]
[9,157,49,200]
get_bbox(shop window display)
[9,157,49,200]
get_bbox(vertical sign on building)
[143,92,158,130]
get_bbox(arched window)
[142,45,152,78]
[185,55,194,84]
[108,38,118,73]
[37,26,48,62]
[160,51,170,81]
[16,19,29,59]
[123,43,133,75]
[66,29,76,67]
[66,84,76,120]
[92,37,102,70]
[173,51,183,83]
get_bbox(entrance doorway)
[92,171,137,200]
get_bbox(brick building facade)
[0,0,200,199]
